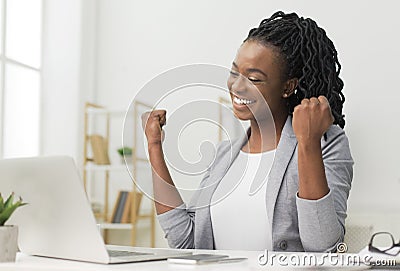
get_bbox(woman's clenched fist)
[292,96,334,144]
[141,110,167,145]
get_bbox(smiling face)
[227,40,293,123]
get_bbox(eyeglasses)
[368,232,400,256]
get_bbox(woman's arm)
[142,110,183,214]
[292,96,353,252]
[295,128,353,252]
[142,110,198,249]
[148,142,183,214]
[293,96,333,200]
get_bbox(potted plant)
[117,147,133,164]
[0,193,27,262]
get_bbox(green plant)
[0,193,27,226]
[117,147,132,156]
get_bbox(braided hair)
[244,11,346,128]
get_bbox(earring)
[283,93,288,98]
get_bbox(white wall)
[86,0,400,246]
[41,0,85,160]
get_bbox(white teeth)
[233,96,255,105]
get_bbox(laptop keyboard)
[107,250,152,258]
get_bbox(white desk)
[0,248,373,270]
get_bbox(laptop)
[0,156,191,264]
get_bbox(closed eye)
[229,70,240,77]
[248,77,262,83]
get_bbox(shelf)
[84,164,132,172]
[84,159,148,172]
[98,214,154,230]
[84,102,155,247]
[99,223,133,230]
[86,107,131,117]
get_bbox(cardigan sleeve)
[296,126,353,252]
[156,168,212,249]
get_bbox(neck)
[244,112,288,153]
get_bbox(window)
[0,0,42,158]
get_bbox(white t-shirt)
[210,149,275,250]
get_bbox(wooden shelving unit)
[83,102,155,247]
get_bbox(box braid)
[244,11,346,128]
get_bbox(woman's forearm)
[148,143,183,214]
[297,139,329,200]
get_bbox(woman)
[142,11,353,252]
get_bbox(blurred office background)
[0,0,399,251]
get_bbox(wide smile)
[231,94,256,106]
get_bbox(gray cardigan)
[157,116,353,252]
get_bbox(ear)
[282,78,298,98]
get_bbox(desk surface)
[0,247,373,270]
